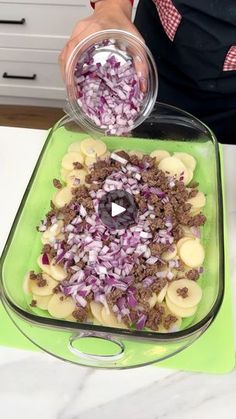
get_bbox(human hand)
[59,0,147,90]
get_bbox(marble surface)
[0,127,236,419]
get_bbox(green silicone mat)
[0,143,234,373]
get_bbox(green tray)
[0,141,234,373]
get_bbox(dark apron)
[134,0,236,143]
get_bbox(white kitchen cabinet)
[0,0,139,107]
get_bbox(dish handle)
[68,332,125,363]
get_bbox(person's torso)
[152,0,236,95]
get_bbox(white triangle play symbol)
[111,202,126,217]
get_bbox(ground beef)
[172,226,184,241]
[30,299,37,307]
[129,155,140,166]
[73,162,83,170]
[163,314,178,330]
[151,278,167,293]
[149,218,165,232]
[116,150,130,161]
[136,287,153,302]
[188,189,198,198]
[41,244,57,260]
[53,284,61,294]
[141,155,156,169]
[72,185,89,198]
[135,195,147,212]
[188,213,206,227]
[106,289,125,306]
[146,304,165,330]
[177,287,189,298]
[149,243,162,257]
[53,178,62,189]
[186,269,200,280]
[72,306,88,322]
[29,271,37,280]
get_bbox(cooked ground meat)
[136,287,153,302]
[146,304,165,330]
[30,299,37,307]
[163,314,178,330]
[106,289,125,306]
[177,287,189,298]
[186,269,200,280]
[29,271,37,280]
[151,278,167,293]
[72,306,88,322]
[188,189,198,198]
[116,150,130,161]
[73,162,83,170]
[53,178,62,189]
[188,213,206,227]
[149,243,162,257]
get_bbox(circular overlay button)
[98,190,138,230]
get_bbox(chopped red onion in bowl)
[74,49,145,135]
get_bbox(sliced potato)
[162,245,177,261]
[60,167,70,182]
[187,191,206,209]
[189,207,202,216]
[37,254,51,276]
[80,138,107,157]
[32,294,52,310]
[50,261,67,281]
[53,187,73,208]
[158,303,182,332]
[167,279,202,308]
[68,141,82,153]
[177,237,193,252]
[185,169,194,185]
[156,283,168,303]
[166,296,197,318]
[23,272,32,295]
[62,152,84,171]
[129,150,144,159]
[101,307,127,328]
[47,293,76,319]
[30,273,57,296]
[150,150,170,164]
[45,220,64,238]
[158,156,188,184]
[66,169,87,187]
[174,152,196,172]
[179,239,205,268]
[180,225,195,238]
[85,155,97,167]
[90,301,104,324]
[65,314,77,322]
[100,151,110,160]
[148,292,157,308]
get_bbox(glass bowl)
[0,103,224,369]
[65,29,158,137]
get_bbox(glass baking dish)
[0,103,224,369]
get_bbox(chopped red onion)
[42,253,50,265]
[74,49,145,135]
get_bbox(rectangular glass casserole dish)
[0,103,224,369]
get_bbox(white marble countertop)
[0,126,236,419]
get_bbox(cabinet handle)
[3,72,37,81]
[0,18,26,25]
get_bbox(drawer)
[0,58,65,100]
[0,3,89,37]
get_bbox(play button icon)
[98,190,138,230]
[111,202,126,217]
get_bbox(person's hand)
[59,0,147,89]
